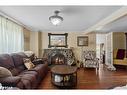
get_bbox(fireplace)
[51,53,65,65]
[43,49,76,65]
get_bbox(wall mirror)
[48,33,68,48]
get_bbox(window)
[0,16,24,54]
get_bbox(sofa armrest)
[0,76,21,87]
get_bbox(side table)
[51,65,77,88]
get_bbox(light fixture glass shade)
[49,11,63,26]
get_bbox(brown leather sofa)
[0,52,49,89]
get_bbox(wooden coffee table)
[51,65,77,88]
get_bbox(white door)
[105,32,113,66]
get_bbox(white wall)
[96,34,106,45]
[105,32,113,65]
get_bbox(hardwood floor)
[38,64,127,89]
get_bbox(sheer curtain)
[0,16,24,54]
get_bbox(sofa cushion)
[17,65,26,72]
[23,58,35,70]
[21,70,38,76]
[20,70,38,80]
[0,66,12,78]
[10,52,27,67]
[9,68,21,76]
[116,49,125,59]
[0,54,15,69]
[18,73,37,89]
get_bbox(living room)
[1,1,127,94]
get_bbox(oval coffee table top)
[51,65,77,75]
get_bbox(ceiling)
[0,6,123,32]
[98,15,127,32]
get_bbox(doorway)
[96,34,106,64]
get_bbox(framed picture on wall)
[77,36,88,46]
[48,33,68,48]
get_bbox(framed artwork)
[48,33,68,48]
[77,36,88,46]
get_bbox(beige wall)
[23,28,31,51]
[30,32,39,57]
[75,32,96,60]
[42,32,79,49]
[113,32,126,49]
[29,31,42,57]
[23,28,42,57]
[41,32,96,60]
[23,28,40,57]
[23,29,96,59]
[38,32,42,57]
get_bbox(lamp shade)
[49,10,63,26]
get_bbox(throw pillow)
[23,58,35,70]
[0,66,12,78]
[24,51,35,61]
[116,49,125,59]
[32,58,43,65]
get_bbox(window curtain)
[0,16,24,54]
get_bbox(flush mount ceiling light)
[49,10,63,26]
